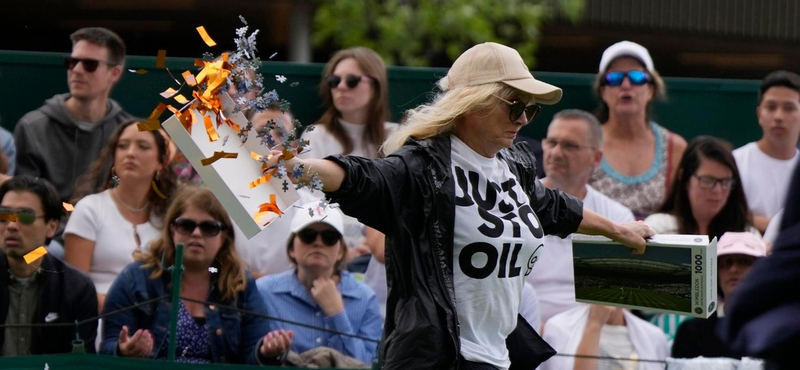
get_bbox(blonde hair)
[135,187,246,302]
[382,80,532,155]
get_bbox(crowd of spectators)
[0,26,798,370]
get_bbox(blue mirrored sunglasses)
[603,71,651,87]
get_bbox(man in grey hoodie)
[14,27,132,202]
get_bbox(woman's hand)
[117,325,153,358]
[310,277,345,317]
[613,221,654,254]
[259,329,294,358]
[587,305,615,326]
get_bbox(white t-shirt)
[520,282,541,333]
[64,190,161,294]
[451,136,545,369]
[528,184,635,323]
[733,142,799,219]
[598,325,641,370]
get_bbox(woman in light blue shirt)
[256,202,382,364]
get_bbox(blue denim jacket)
[100,261,272,364]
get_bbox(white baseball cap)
[598,41,655,72]
[290,201,345,235]
[441,42,563,105]
[717,232,767,258]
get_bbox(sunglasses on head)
[297,228,341,246]
[64,57,116,73]
[326,74,373,89]
[494,96,541,123]
[602,71,651,87]
[172,218,225,237]
[0,208,45,225]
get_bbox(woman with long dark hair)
[644,135,757,347]
[645,136,756,239]
[65,119,176,310]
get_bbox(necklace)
[111,188,149,213]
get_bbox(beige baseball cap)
[441,42,563,105]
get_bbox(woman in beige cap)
[269,42,653,370]
[589,41,687,220]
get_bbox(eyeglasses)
[326,74,373,89]
[494,96,541,123]
[693,175,736,191]
[172,218,225,237]
[602,71,651,87]
[0,208,46,225]
[542,138,595,153]
[297,228,341,246]
[718,255,756,269]
[64,57,116,73]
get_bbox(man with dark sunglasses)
[0,176,98,356]
[14,27,132,203]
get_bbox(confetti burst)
[276,75,287,83]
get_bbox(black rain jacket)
[326,135,583,369]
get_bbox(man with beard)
[0,176,97,355]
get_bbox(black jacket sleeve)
[72,271,99,353]
[529,179,583,238]
[324,153,411,236]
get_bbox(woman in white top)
[65,119,175,311]
[301,47,396,296]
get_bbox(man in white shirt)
[528,109,635,323]
[733,71,800,233]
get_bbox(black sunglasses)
[326,74,373,89]
[494,96,541,123]
[172,218,225,237]
[64,57,116,73]
[602,71,651,87]
[297,228,341,246]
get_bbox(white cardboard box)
[571,234,718,318]
[162,93,299,239]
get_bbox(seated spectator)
[645,136,757,346]
[100,187,291,364]
[733,71,800,233]
[540,305,668,370]
[672,232,767,359]
[530,109,635,323]
[0,121,15,175]
[589,41,687,219]
[646,136,757,238]
[256,202,382,364]
[234,107,304,278]
[0,176,97,355]
[0,152,12,185]
[65,119,175,311]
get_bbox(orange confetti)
[178,110,194,134]
[200,151,238,166]
[224,118,241,133]
[196,26,217,47]
[24,246,47,264]
[182,70,197,86]
[156,49,167,68]
[254,194,282,223]
[203,115,219,142]
[160,87,178,99]
[250,152,263,161]
[174,94,189,104]
[62,202,74,212]
[249,172,273,189]
[0,213,18,222]
[128,68,148,74]
[137,120,161,132]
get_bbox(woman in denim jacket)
[100,187,293,364]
